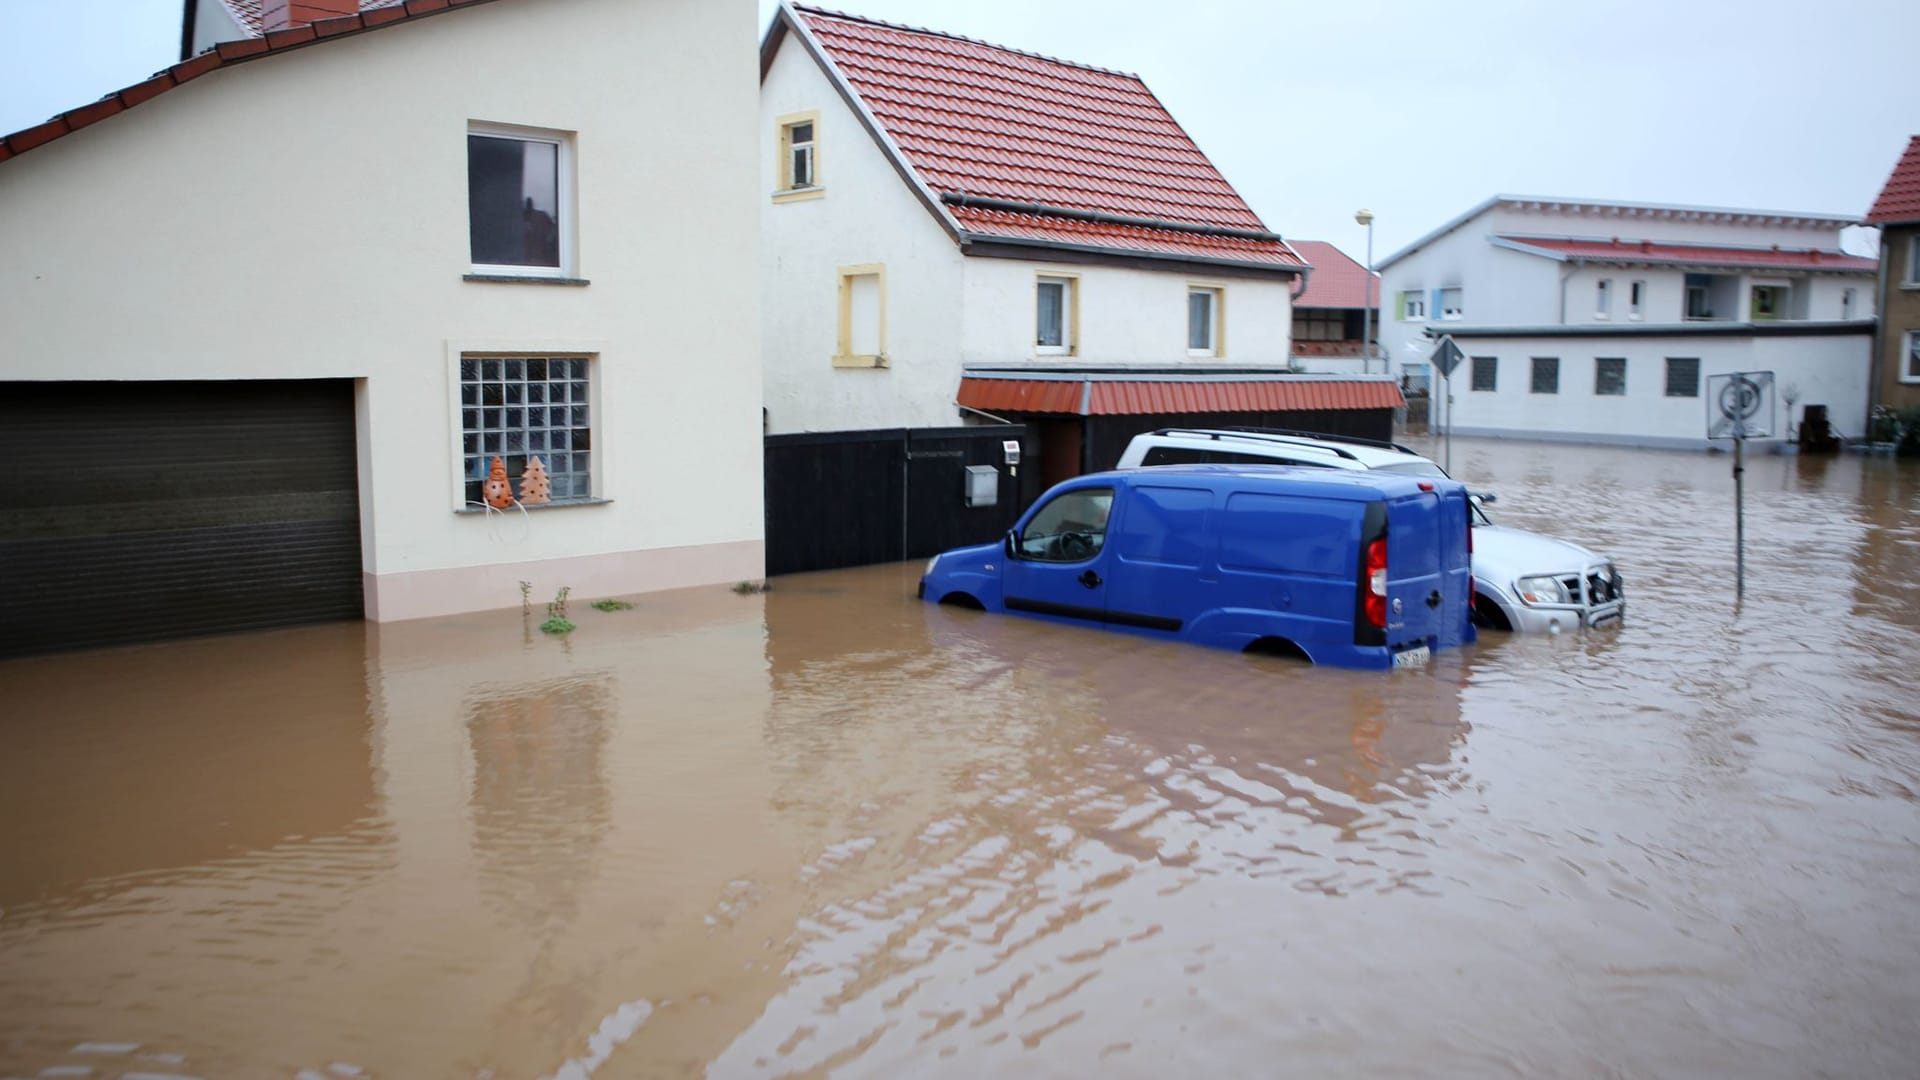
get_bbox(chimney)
[261,0,360,32]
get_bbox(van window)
[1218,493,1361,575]
[1017,487,1113,562]
[1112,485,1212,569]
[1140,446,1330,468]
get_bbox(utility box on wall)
[963,464,999,507]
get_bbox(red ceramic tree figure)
[519,456,552,505]
[483,455,515,509]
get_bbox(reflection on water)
[1,439,1917,1078]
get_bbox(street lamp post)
[1354,209,1375,375]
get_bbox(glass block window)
[1530,356,1559,394]
[1470,355,1497,392]
[1665,357,1701,397]
[459,355,593,507]
[1595,357,1627,396]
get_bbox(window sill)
[833,354,889,369]
[456,498,611,515]
[772,187,827,204]
[463,274,591,287]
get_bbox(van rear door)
[1383,485,1471,649]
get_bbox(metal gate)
[764,426,1034,576]
[0,380,364,657]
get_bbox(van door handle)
[1078,570,1103,589]
[1426,590,1442,609]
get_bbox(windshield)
[1370,460,1493,526]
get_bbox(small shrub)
[539,616,577,635]
[519,580,532,615]
[591,598,635,612]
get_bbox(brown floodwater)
[2,437,1918,1079]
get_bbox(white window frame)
[1907,236,1920,286]
[1402,291,1427,321]
[1903,330,1920,384]
[1628,279,1645,320]
[1595,279,1612,320]
[1187,285,1225,357]
[468,121,574,280]
[1036,274,1077,356]
[1439,287,1464,321]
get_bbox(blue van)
[919,465,1475,670]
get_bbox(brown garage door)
[0,380,363,658]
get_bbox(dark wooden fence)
[764,426,1036,576]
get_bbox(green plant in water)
[732,580,771,595]
[591,598,635,612]
[519,580,532,615]
[539,616,577,635]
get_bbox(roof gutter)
[941,192,1284,243]
[960,233,1302,278]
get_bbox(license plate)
[1392,645,1431,668]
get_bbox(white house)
[758,4,1400,487]
[0,0,763,655]
[1377,196,1877,448]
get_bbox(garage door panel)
[0,381,363,657]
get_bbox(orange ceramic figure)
[519,456,552,505]
[483,455,515,509]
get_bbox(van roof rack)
[1150,426,1420,457]
[1148,428,1363,461]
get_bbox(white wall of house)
[759,37,967,434]
[1436,332,1871,447]
[958,257,1294,367]
[0,0,764,621]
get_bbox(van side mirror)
[1004,529,1018,558]
[1471,490,1497,506]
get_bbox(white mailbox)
[964,464,999,507]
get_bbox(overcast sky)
[3,0,1915,258]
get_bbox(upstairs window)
[1595,279,1612,319]
[1629,280,1646,320]
[835,264,886,368]
[468,124,571,276]
[1470,355,1497,392]
[774,112,823,201]
[1751,285,1785,321]
[1399,291,1427,320]
[1904,331,1920,383]
[1686,280,1713,319]
[1037,275,1077,355]
[1908,236,1920,286]
[1595,357,1627,396]
[1188,286,1224,356]
[1530,356,1559,394]
[1842,287,1857,320]
[1439,287,1464,320]
[1665,357,1700,397]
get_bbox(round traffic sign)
[1718,375,1763,421]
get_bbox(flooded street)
[3,437,1918,1079]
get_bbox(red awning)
[957,376,1404,417]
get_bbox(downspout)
[1079,377,1094,475]
[1868,229,1889,434]
[1558,258,1581,325]
[179,0,199,61]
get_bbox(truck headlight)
[1516,575,1571,606]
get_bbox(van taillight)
[1364,534,1388,629]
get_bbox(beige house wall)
[1876,224,1920,418]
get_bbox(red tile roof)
[957,375,1401,416]
[1495,236,1877,274]
[1288,240,1378,309]
[215,0,406,36]
[790,6,1302,271]
[1866,136,1920,225]
[0,0,499,166]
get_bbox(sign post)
[1429,336,1465,474]
[1706,371,1774,601]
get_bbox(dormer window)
[775,112,823,201]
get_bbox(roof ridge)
[792,5,1139,79]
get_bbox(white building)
[1377,196,1877,448]
[0,0,763,654]
[759,4,1400,488]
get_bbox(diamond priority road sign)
[1706,370,1775,439]
[1429,335,1464,379]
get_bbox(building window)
[468,124,571,276]
[1470,355,1497,392]
[1665,357,1700,397]
[778,112,819,191]
[1904,330,1920,383]
[1908,236,1920,286]
[1595,357,1627,396]
[835,264,886,367]
[1439,287,1464,320]
[1842,287,1857,320]
[459,356,593,507]
[1629,280,1645,320]
[1188,286,1224,356]
[1399,291,1427,321]
[1595,279,1612,319]
[1530,356,1559,394]
[1686,276,1714,319]
[1751,285,1785,321]
[1037,275,1077,355]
